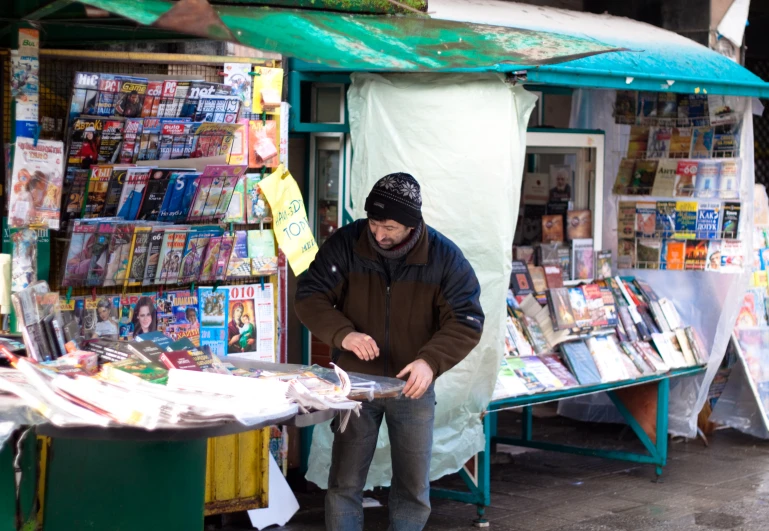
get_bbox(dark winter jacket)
[295,219,484,379]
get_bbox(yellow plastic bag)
[259,165,318,276]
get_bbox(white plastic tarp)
[306,73,536,488]
[558,89,753,438]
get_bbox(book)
[514,246,535,264]
[718,159,741,199]
[566,210,591,240]
[560,340,602,385]
[651,333,686,369]
[637,93,657,123]
[635,340,669,372]
[675,201,698,239]
[669,127,693,158]
[627,126,650,159]
[136,169,175,221]
[657,92,677,121]
[548,288,576,331]
[614,90,637,124]
[695,202,721,239]
[599,286,619,327]
[613,159,635,194]
[527,265,547,294]
[226,231,251,279]
[677,94,708,126]
[721,202,741,239]
[629,160,658,195]
[571,239,593,280]
[510,261,535,296]
[636,239,661,269]
[695,161,720,198]
[617,239,635,270]
[708,94,740,126]
[97,118,125,164]
[556,246,571,281]
[523,173,550,204]
[690,126,714,158]
[674,160,698,197]
[595,250,612,280]
[543,265,564,289]
[503,357,546,394]
[9,138,65,230]
[83,165,113,218]
[621,342,654,375]
[651,160,677,197]
[713,122,741,158]
[101,223,132,287]
[720,240,744,273]
[540,354,579,387]
[655,201,677,238]
[665,240,686,270]
[675,329,698,366]
[541,215,564,243]
[521,314,549,354]
[647,127,671,158]
[521,356,564,389]
[684,240,708,270]
[685,327,708,364]
[581,283,607,327]
[587,336,629,382]
[101,358,168,384]
[159,350,202,371]
[567,287,592,328]
[635,202,657,238]
[617,201,636,239]
[658,298,683,330]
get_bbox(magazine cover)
[162,232,188,285]
[705,240,722,272]
[695,202,721,239]
[572,239,594,280]
[617,201,636,239]
[718,159,741,199]
[69,72,100,121]
[225,283,276,361]
[629,160,658,195]
[646,127,671,159]
[199,236,223,282]
[695,161,721,198]
[627,126,649,159]
[101,165,131,217]
[657,92,677,121]
[708,94,741,126]
[10,138,64,229]
[650,160,677,197]
[201,176,226,220]
[62,221,95,287]
[635,202,657,238]
[67,116,103,170]
[665,240,686,270]
[613,90,636,124]
[675,201,697,239]
[673,160,698,197]
[684,240,708,270]
[85,222,113,287]
[247,229,278,276]
[636,92,657,123]
[226,230,251,279]
[669,127,693,158]
[116,167,150,220]
[142,229,165,286]
[245,175,273,224]
[127,227,152,285]
[224,63,252,113]
[248,120,280,168]
[199,286,229,357]
[721,240,744,273]
[119,118,143,164]
[161,172,199,222]
[83,165,113,218]
[595,250,612,279]
[84,295,120,339]
[636,239,661,269]
[61,168,89,228]
[102,223,133,287]
[655,201,677,238]
[617,238,635,269]
[136,169,175,220]
[179,229,221,283]
[613,159,635,195]
[722,202,741,239]
[690,126,714,158]
[216,235,235,280]
[166,290,200,346]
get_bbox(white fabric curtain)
[306,73,536,488]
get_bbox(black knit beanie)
[364,173,423,228]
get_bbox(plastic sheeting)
[558,89,753,438]
[306,73,535,489]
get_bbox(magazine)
[10,138,65,229]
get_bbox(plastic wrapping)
[710,347,769,438]
[0,395,46,449]
[559,89,753,438]
[306,73,535,489]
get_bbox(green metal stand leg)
[522,406,533,441]
[43,437,207,531]
[473,414,491,528]
[654,378,670,483]
[0,441,15,531]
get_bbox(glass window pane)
[314,86,343,123]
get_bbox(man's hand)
[396,359,434,399]
[341,332,380,361]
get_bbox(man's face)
[556,174,566,189]
[369,219,412,250]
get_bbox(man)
[295,173,484,531]
[549,166,572,202]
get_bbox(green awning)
[66,0,620,71]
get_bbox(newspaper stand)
[431,366,705,523]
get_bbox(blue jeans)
[326,386,435,531]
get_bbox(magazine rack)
[431,366,705,526]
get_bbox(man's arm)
[415,248,484,378]
[294,232,357,349]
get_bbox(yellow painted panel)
[204,428,270,514]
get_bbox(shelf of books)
[0,41,332,527]
[610,90,747,272]
[709,191,769,438]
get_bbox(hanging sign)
[259,165,317,276]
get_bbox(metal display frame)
[431,366,705,525]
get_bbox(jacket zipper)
[384,285,391,377]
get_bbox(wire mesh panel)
[748,60,769,188]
